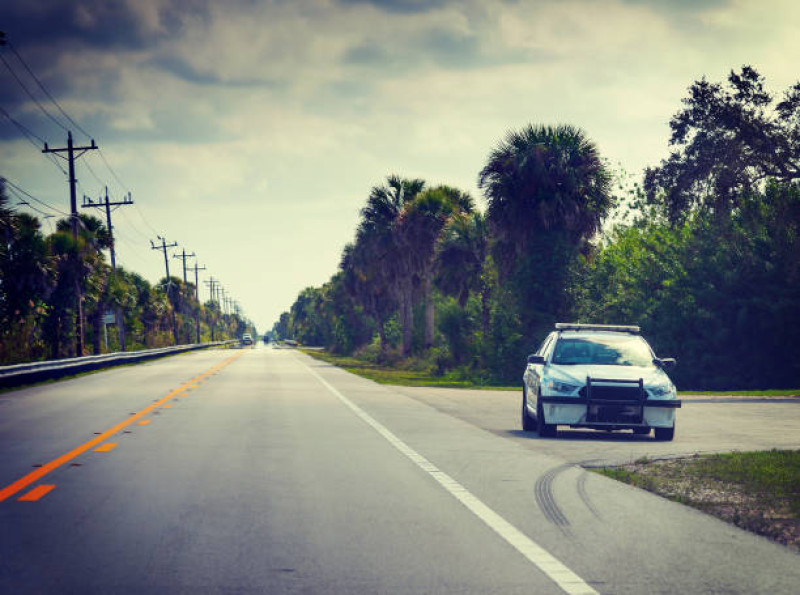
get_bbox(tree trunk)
[401,282,413,357]
[170,307,179,345]
[377,319,388,362]
[117,307,126,351]
[481,288,490,338]
[424,274,434,349]
[92,299,104,354]
[74,279,84,357]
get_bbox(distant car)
[241,333,253,346]
[522,323,680,440]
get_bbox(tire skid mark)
[534,463,573,533]
[577,471,602,520]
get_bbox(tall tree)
[0,187,52,362]
[401,185,473,348]
[357,175,425,355]
[645,66,800,223]
[478,124,612,339]
[436,211,491,336]
[479,124,612,272]
[340,242,395,357]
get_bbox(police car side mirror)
[527,354,546,365]
[654,357,676,370]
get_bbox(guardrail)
[0,341,239,389]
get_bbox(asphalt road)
[1,346,798,594]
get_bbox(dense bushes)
[0,182,253,363]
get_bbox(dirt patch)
[597,455,800,552]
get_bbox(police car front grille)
[580,380,644,402]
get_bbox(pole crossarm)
[172,249,196,284]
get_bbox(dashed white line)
[301,360,599,595]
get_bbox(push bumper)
[538,396,680,428]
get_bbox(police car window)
[552,335,652,366]
[537,334,555,357]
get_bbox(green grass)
[692,451,800,514]
[302,349,517,390]
[302,349,800,395]
[594,450,800,549]
[678,389,799,397]
[597,451,800,513]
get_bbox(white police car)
[522,324,680,440]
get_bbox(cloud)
[2,0,800,329]
[336,0,458,14]
[148,55,282,88]
[2,0,216,54]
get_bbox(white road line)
[301,360,599,595]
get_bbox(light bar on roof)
[555,323,641,334]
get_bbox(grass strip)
[678,389,799,397]
[302,349,798,395]
[593,450,800,551]
[302,349,517,390]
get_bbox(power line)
[82,156,106,190]
[133,202,161,237]
[0,105,45,143]
[0,51,68,133]
[3,177,69,216]
[97,149,131,194]
[2,33,135,205]
[7,40,93,140]
[114,232,151,266]
[0,106,69,175]
[9,194,55,218]
[117,207,153,242]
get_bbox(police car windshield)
[551,335,652,366]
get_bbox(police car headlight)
[648,383,676,398]
[545,378,581,394]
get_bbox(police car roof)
[555,323,640,334]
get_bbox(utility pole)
[187,262,206,343]
[173,248,196,284]
[150,236,179,345]
[204,277,218,341]
[172,248,196,344]
[82,188,133,351]
[43,131,98,357]
[220,288,228,316]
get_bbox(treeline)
[276,66,800,390]
[0,193,254,364]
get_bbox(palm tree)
[401,185,474,349]
[478,124,612,279]
[436,211,491,336]
[49,215,110,357]
[0,179,14,248]
[357,175,425,356]
[340,242,396,358]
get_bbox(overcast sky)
[1,0,798,333]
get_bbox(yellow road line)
[18,484,56,502]
[94,443,118,453]
[0,351,243,503]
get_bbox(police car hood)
[549,364,669,386]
